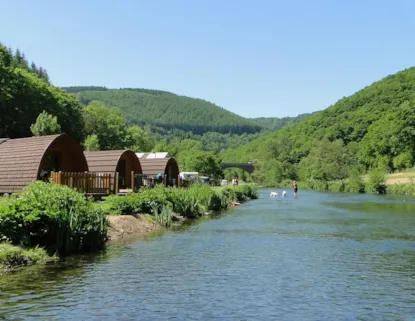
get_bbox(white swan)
[270,191,278,197]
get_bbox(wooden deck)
[51,171,112,195]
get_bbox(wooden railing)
[51,171,112,195]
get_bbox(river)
[1,189,415,320]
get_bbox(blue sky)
[1,0,415,118]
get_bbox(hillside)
[61,87,262,135]
[221,67,415,185]
[0,44,84,141]
[252,111,320,131]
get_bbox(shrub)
[102,184,258,219]
[0,182,108,255]
[151,205,173,228]
[346,174,365,193]
[366,170,387,194]
[104,186,172,215]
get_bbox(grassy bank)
[0,182,258,270]
[100,184,258,222]
[276,171,415,196]
[0,243,53,270]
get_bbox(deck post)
[131,171,135,191]
[114,172,119,194]
[85,171,89,194]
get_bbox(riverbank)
[273,170,415,196]
[0,183,258,271]
[106,199,243,242]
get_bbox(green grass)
[0,243,53,270]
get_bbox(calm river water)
[1,189,415,320]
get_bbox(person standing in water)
[293,180,298,197]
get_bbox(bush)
[0,182,109,255]
[151,205,173,228]
[366,170,387,194]
[327,182,345,192]
[102,184,259,219]
[346,174,365,193]
[104,186,172,215]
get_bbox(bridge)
[221,162,255,173]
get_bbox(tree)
[183,151,223,178]
[83,101,129,150]
[84,134,100,151]
[13,49,28,69]
[299,139,352,183]
[125,125,153,152]
[30,111,61,136]
[0,44,85,141]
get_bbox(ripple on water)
[0,190,415,320]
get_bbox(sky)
[1,0,415,118]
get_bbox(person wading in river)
[293,180,298,197]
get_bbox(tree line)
[221,66,415,187]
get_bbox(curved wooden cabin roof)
[0,134,88,194]
[84,150,142,174]
[139,158,179,176]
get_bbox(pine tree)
[30,61,38,73]
[13,49,29,69]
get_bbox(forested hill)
[61,87,263,135]
[253,111,320,130]
[221,66,415,185]
[0,43,84,141]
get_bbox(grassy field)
[385,171,415,185]
[362,170,415,185]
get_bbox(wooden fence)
[51,171,112,195]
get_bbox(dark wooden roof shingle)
[84,150,142,174]
[140,158,179,175]
[0,134,62,194]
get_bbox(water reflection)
[0,190,414,320]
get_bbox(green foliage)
[0,243,51,269]
[0,182,109,255]
[30,111,61,136]
[345,168,366,193]
[298,139,355,182]
[84,134,100,151]
[66,87,263,135]
[83,101,153,151]
[252,112,318,130]
[366,170,387,194]
[151,205,173,228]
[83,101,130,150]
[104,186,172,215]
[102,184,258,219]
[393,151,414,171]
[183,151,224,178]
[387,183,415,196]
[221,67,415,186]
[126,125,154,152]
[0,44,84,141]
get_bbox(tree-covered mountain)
[221,67,415,186]
[61,87,263,135]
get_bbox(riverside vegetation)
[0,182,258,270]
